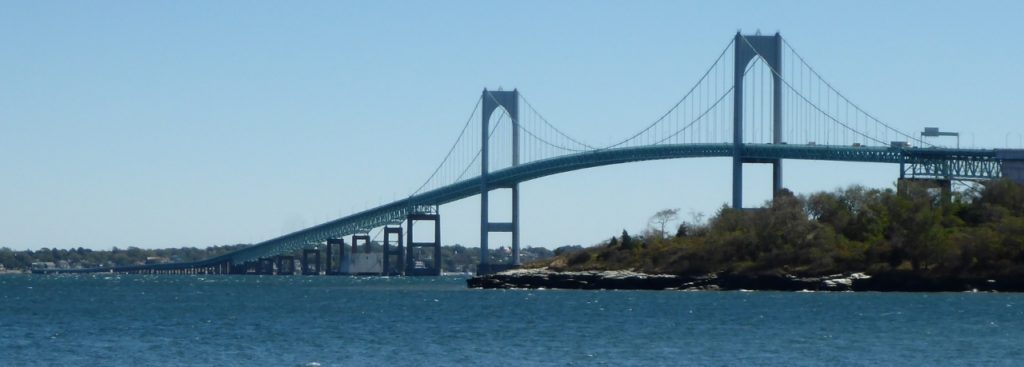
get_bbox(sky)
[2,1,1023,251]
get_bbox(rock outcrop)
[466,268,690,290]
[468,268,1024,292]
[467,268,876,291]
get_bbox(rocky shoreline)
[467,268,1024,292]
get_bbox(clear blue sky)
[2,1,1022,251]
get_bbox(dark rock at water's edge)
[467,268,1024,292]
[850,272,1024,292]
[466,269,700,291]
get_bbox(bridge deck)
[57,143,1017,273]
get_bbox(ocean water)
[1,275,1022,366]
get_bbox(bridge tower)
[733,32,783,209]
[479,89,521,275]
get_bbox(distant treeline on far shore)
[0,242,563,273]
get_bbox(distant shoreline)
[467,268,1024,292]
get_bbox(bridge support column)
[275,255,295,275]
[898,177,952,205]
[338,238,350,274]
[732,158,743,209]
[302,249,320,275]
[407,212,441,276]
[352,234,370,255]
[732,32,784,209]
[257,258,273,275]
[345,234,371,275]
[325,241,332,275]
[383,225,404,276]
[773,160,783,196]
[231,262,247,275]
[479,89,521,275]
[327,238,345,275]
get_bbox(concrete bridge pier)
[229,262,247,275]
[339,234,373,275]
[275,255,295,275]
[351,234,370,254]
[327,238,345,275]
[302,248,321,275]
[338,238,350,274]
[257,257,273,275]
[406,212,441,276]
[382,225,404,276]
[325,242,332,275]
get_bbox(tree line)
[545,179,1024,278]
[0,242,560,272]
[0,245,251,270]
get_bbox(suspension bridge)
[48,32,1024,276]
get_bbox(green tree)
[620,230,634,250]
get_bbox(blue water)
[1,275,1022,366]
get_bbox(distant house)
[30,262,57,274]
[145,257,169,265]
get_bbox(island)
[470,179,1024,292]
